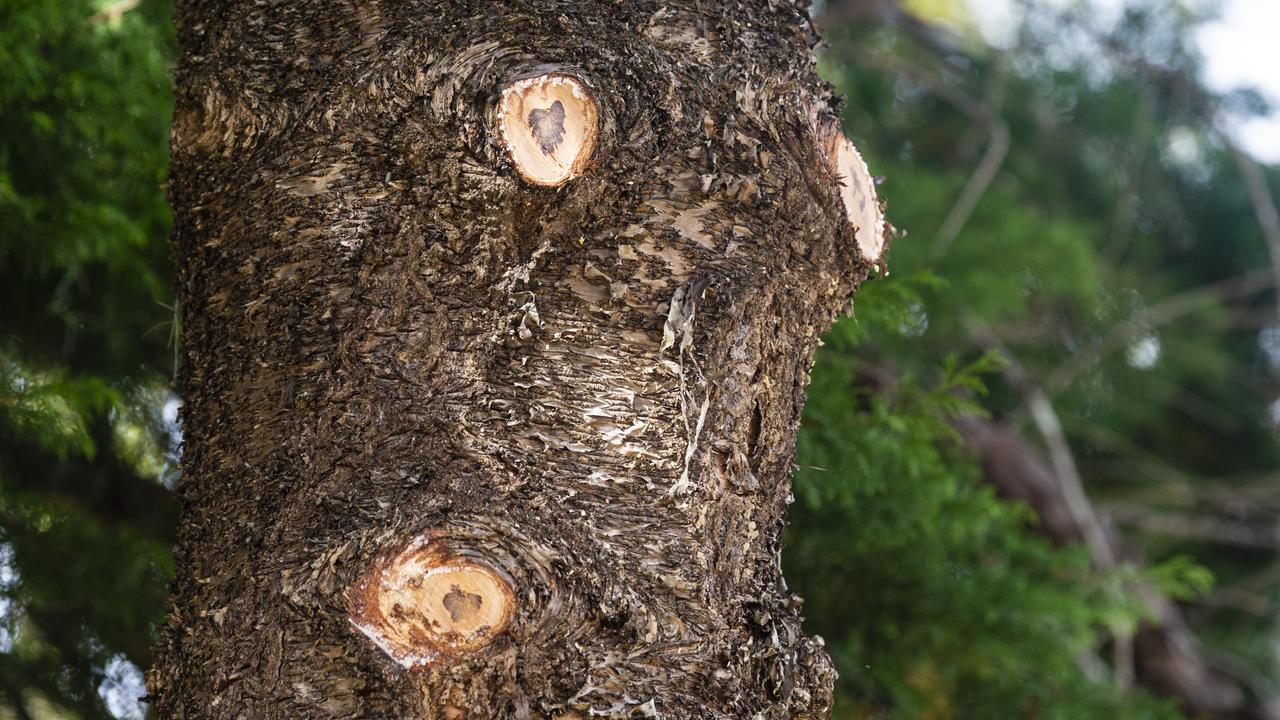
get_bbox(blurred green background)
[1,0,1278,717]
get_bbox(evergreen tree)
[0,0,1275,717]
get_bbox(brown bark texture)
[149,1,886,717]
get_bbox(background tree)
[0,1,176,717]
[0,0,1277,718]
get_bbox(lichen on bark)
[150,1,888,717]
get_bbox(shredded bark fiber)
[152,1,888,717]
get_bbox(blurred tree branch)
[843,47,1011,258]
[1105,504,1280,552]
[954,413,1261,718]
[967,320,1134,686]
[88,0,140,25]
[1228,145,1280,326]
[1047,269,1275,396]
[0,415,176,542]
[818,1,1280,715]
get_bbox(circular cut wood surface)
[499,73,599,186]
[823,125,885,261]
[347,536,515,668]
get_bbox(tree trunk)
[149,1,886,717]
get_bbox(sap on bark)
[499,72,600,186]
[816,115,886,262]
[346,534,515,669]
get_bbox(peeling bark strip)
[151,1,888,718]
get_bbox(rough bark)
[149,1,886,718]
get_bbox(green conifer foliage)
[0,1,177,717]
[1,0,1277,717]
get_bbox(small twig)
[1103,89,1158,263]
[934,59,1010,258]
[1105,503,1280,552]
[817,0,967,59]
[932,119,1009,258]
[969,321,1116,568]
[847,48,1011,258]
[1227,140,1280,326]
[1046,268,1275,396]
[89,0,140,25]
[1190,586,1275,619]
[1201,647,1280,720]
[967,320,1132,688]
